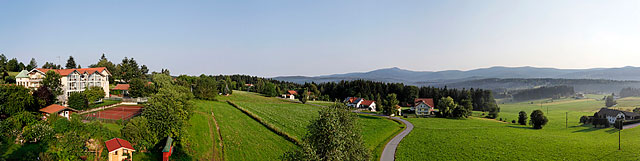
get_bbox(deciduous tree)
[518,111,528,125]
[530,110,548,129]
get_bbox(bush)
[68,92,88,110]
[529,110,549,129]
[518,111,528,125]
[512,120,516,124]
[22,123,54,143]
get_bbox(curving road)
[380,117,414,161]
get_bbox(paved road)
[380,116,414,161]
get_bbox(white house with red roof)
[344,97,377,111]
[282,90,297,100]
[105,138,135,161]
[413,98,436,116]
[39,104,78,120]
[16,67,110,103]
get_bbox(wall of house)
[108,148,133,161]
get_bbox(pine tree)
[66,56,77,69]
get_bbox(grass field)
[397,97,640,160]
[197,100,298,160]
[217,91,404,160]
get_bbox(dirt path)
[211,111,224,161]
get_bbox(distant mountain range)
[273,66,640,94]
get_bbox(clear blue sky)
[2,0,640,77]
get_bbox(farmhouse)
[39,104,78,120]
[105,138,135,161]
[15,67,111,103]
[413,98,435,116]
[282,90,297,100]
[344,97,377,111]
[595,108,640,124]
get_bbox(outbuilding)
[39,104,78,120]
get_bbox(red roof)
[287,90,298,95]
[35,67,109,76]
[113,84,130,90]
[39,104,77,114]
[105,138,135,152]
[414,98,435,108]
[346,97,360,103]
[361,100,375,106]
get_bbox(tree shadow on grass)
[605,128,620,134]
[506,125,534,130]
[572,127,606,133]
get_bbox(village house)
[282,90,297,100]
[344,97,377,111]
[39,104,78,120]
[596,108,640,124]
[15,67,111,103]
[413,98,436,116]
[105,138,135,161]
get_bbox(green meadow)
[397,97,640,160]
[215,91,404,160]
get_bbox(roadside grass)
[308,100,337,107]
[358,114,404,160]
[203,99,298,160]
[397,97,640,160]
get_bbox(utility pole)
[566,112,568,128]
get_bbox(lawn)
[397,97,640,160]
[89,99,122,109]
[216,91,404,160]
[198,99,298,160]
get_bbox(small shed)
[162,137,174,161]
[39,104,78,120]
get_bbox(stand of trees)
[512,86,575,101]
[316,80,499,114]
[619,87,640,98]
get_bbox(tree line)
[619,87,640,98]
[511,85,575,101]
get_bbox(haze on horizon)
[1,0,640,77]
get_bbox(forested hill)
[439,78,640,94]
[273,66,640,94]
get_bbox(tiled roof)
[39,104,77,114]
[361,100,375,106]
[105,138,135,152]
[414,98,435,108]
[287,90,298,95]
[34,67,109,76]
[113,84,130,90]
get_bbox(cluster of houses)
[341,96,438,117]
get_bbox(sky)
[1,0,640,77]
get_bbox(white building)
[413,98,435,116]
[16,67,111,103]
[344,97,377,111]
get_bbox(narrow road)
[355,112,414,161]
[380,117,413,161]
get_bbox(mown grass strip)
[226,100,302,146]
[210,111,225,161]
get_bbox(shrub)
[529,110,549,129]
[512,120,516,124]
[518,111,528,125]
[68,92,88,110]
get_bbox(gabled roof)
[39,104,78,114]
[597,108,637,118]
[105,138,135,152]
[287,90,298,95]
[361,100,375,106]
[15,70,29,78]
[113,84,130,90]
[33,67,110,76]
[414,98,435,108]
